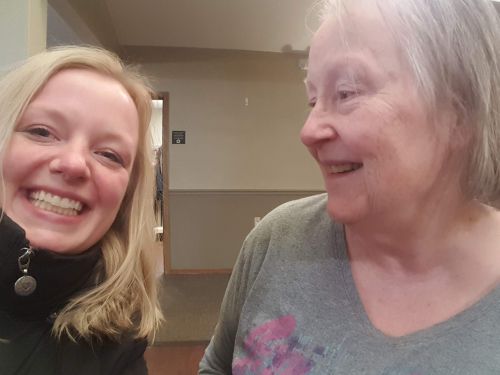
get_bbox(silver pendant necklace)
[14,247,37,296]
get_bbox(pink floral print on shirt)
[233,315,324,375]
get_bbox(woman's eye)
[338,89,357,101]
[308,99,317,108]
[96,151,124,166]
[25,126,54,139]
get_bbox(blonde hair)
[0,45,162,340]
[319,0,500,204]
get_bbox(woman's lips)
[327,162,363,174]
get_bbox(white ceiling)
[107,0,320,53]
[48,0,500,55]
[49,0,322,54]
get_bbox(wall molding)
[169,189,324,196]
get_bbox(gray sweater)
[199,194,500,374]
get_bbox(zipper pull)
[14,246,37,296]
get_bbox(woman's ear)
[444,101,473,150]
[454,119,474,151]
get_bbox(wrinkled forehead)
[309,0,410,84]
[314,0,399,56]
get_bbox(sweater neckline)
[332,223,500,346]
[0,214,102,320]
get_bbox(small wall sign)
[172,130,186,144]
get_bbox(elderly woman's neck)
[344,199,497,274]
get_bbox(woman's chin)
[29,239,65,253]
[326,200,366,225]
[26,234,84,255]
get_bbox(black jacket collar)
[0,214,101,320]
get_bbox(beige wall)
[0,0,47,71]
[124,47,325,271]
[169,190,322,270]
[128,47,324,191]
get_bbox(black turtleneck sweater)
[0,213,102,320]
[0,215,148,375]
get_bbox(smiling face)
[2,69,139,254]
[301,1,466,226]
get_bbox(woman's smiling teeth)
[29,190,83,216]
[328,163,363,174]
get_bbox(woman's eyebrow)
[330,58,370,81]
[304,78,314,91]
[21,103,70,124]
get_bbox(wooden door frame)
[158,94,231,275]
[159,92,171,274]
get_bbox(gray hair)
[320,0,500,204]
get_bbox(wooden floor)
[145,343,208,375]
[146,242,217,374]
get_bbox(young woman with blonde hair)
[0,45,161,375]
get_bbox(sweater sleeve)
[199,222,271,374]
[199,194,328,374]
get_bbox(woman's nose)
[300,109,338,147]
[48,146,91,182]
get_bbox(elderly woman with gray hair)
[200,0,500,373]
